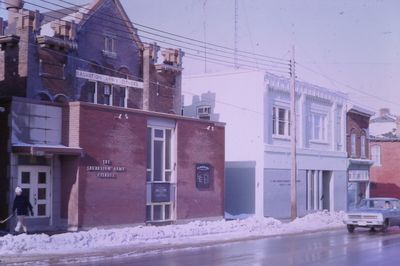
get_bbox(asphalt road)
[62,227,400,266]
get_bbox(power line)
[38,0,289,66]
[55,0,289,63]
[20,0,289,74]
[296,62,400,108]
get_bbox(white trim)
[76,70,144,89]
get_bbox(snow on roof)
[0,211,345,256]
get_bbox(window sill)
[102,50,117,59]
[309,139,328,145]
[272,135,290,141]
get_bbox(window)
[272,106,290,137]
[104,36,115,53]
[103,84,112,106]
[197,105,211,120]
[103,35,117,58]
[147,127,173,182]
[146,203,172,222]
[119,87,127,108]
[146,126,174,222]
[361,135,366,158]
[311,113,326,141]
[335,108,342,151]
[87,81,96,103]
[351,133,356,157]
[371,145,381,166]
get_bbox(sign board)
[348,170,369,182]
[76,70,144,89]
[196,164,213,189]
[151,183,171,202]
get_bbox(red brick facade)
[61,102,225,228]
[370,141,400,198]
[346,111,369,159]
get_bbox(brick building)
[346,105,374,209]
[0,0,224,232]
[369,108,400,198]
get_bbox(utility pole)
[203,0,207,72]
[234,0,238,69]
[290,45,297,221]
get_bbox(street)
[48,227,400,266]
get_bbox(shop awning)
[12,143,83,156]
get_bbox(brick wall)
[346,111,370,158]
[176,120,225,220]
[73,103,148,227]
[370,141,400,198]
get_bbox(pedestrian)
[12,186,33,234]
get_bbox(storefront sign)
[76,70,144,89]
[86,159,126,179]
[196,164,213,189]
[348,170,369,182]
[151,183,171,202]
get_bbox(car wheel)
[381,219,389,232]
[347,224,355,233]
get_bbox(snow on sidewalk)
[0,211,345,255]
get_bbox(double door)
[17,166,51,217]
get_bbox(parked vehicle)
[343,197,400,233]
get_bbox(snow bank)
[0,211,345,255]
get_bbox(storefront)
[347,160,373,209]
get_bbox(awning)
[12,143,83,156]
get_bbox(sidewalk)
[0,211,345,265]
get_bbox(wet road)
[47,228,400,265]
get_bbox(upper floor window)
[118,87,127,108]
[350,133,356,157]
[103,34,117,58]
[87,81,96,103]
[197,105,211,120]
[311,113,326,141]
[371,145,381,166]
[360,135,366,158]
[103,84,112,105]
[272,106,290,137]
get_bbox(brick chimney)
[143,43,159,111]
[5,0,24,34]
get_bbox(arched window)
[360,129,368,158]
[371,145,381,166]
[350,129,357,157]
[54,94,69,103]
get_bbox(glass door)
[17,166,51,218]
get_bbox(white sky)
[2,0,399,114]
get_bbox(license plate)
[358,222,367,226]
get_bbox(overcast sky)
[3,0,399,114]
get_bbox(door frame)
[17,165,52,219]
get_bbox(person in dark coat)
[12,186,33,233]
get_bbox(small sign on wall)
[151,183,171,202]
[196,164,213,189]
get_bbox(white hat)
[15,187,22,193]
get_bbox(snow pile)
[0,211,345,255]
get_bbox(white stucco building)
[183,70,349,218]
